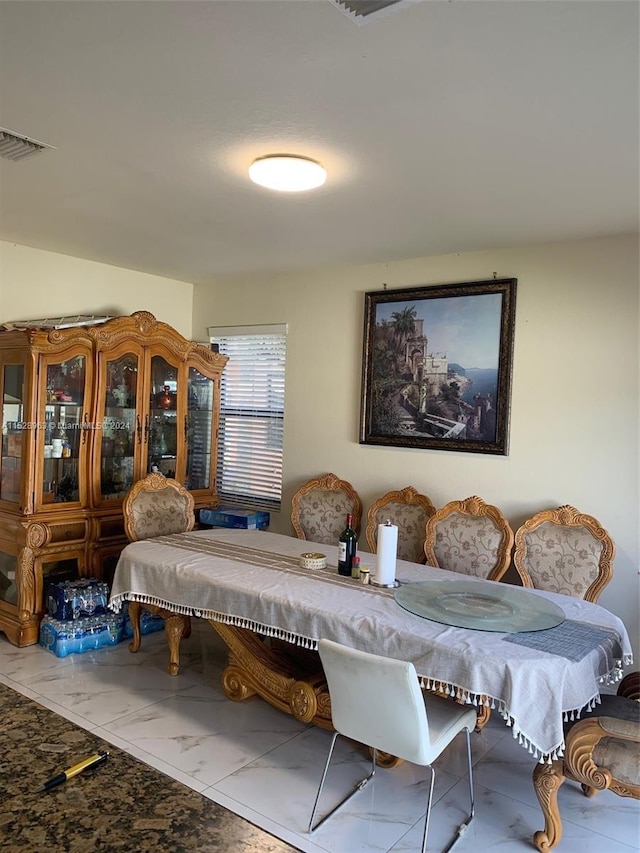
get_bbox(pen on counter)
[33,751,109,793]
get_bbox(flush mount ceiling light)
[248,155,327,192]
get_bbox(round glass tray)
[394,579,565,633]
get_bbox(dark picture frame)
[360,279,517,455]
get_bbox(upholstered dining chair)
[290,472,362,545]
[423,494,514,582]
[532,670,639,852]
[122,472,195,674]
[512,504,614,603]
[365,486,436,563]
[309,639,475,853]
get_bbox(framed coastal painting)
[360,278,517,455]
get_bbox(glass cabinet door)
[148,355,178,478]
[42,356,85,504]
[100,354,138,501]
[186,366,214,490]
[1,364,25,504]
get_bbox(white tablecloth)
[110,529,632,761]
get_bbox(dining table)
[109,528,632,764]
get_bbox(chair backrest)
[365,486,436,563]
[123,473,195,542]
[290,473,362,544]
[513,504,614,602]
[423,494,514,581]
[318,639,432,766]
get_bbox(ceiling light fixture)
[248,155,327,192]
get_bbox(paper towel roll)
[375,522,398,586]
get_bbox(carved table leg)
[127,601,143,653]
[127,602,189,676]
[475,703,491,730]
[533,760,566,852]
[210,621,333,729]
[163,614,190,676]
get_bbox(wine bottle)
[338,513,357,576]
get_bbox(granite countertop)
[0,683,299,853]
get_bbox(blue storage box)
[199,506,270,530]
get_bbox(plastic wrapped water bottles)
[39,613,125,657]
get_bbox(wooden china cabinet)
[0,311,227,647]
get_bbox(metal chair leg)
[310,727,474,850]
[420,765,436,853]
[308,732,376,833]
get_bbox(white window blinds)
[209,324,286,511]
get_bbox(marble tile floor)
[1,620,638,853]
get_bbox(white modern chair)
[309,639,476,853]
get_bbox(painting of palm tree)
[360,279,517,455]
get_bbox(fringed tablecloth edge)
[109,592,320,650]
[418,651,633,766]
[416,675,566,762]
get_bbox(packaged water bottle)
[57,621,73,657]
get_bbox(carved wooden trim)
[365,486,436,560]
[533,711,640,851]
[423,494,514,581]
[28,325,95,354]
[88,312,228,371]
[122,473,195,542]
[564,716,640,795]
[532,760,566,853]
[618,671,640,701]
[564,717,614,790]
[25,522,49,548]
[210,621,334,729]
[290,472,362,539]
[16,546,36,620]
[513,504,614,602]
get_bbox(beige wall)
[0,242,193,337]
[193,234,640,661]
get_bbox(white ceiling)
[0,1,638,285]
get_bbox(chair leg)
[420,764,436,853]
[432,728,475,853]
[308,732,376,833]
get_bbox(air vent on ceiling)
[328,0,412,24]
[0,128,55,162]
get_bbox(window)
[209,324,286,511]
